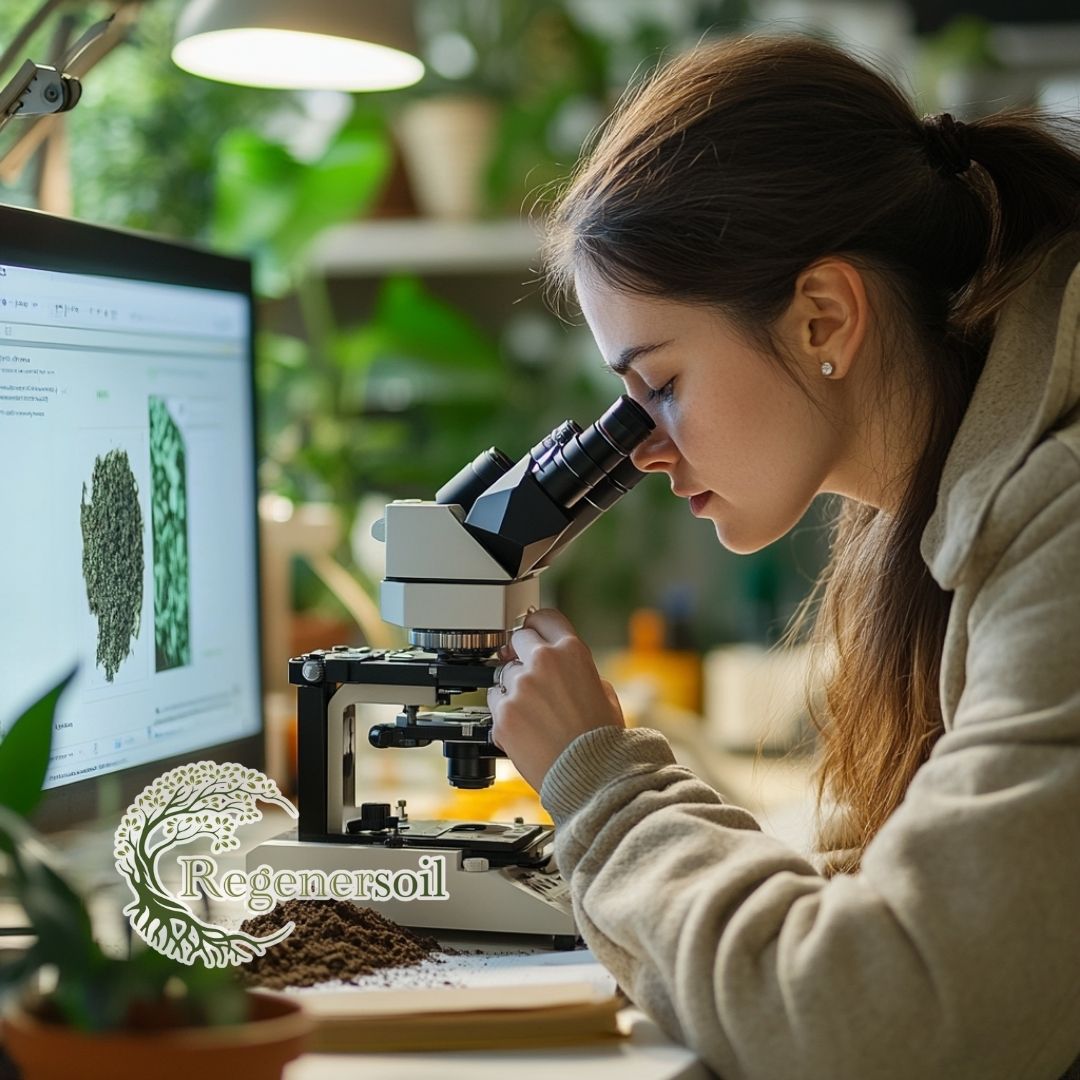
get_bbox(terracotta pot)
[396,94,500,220]
[2,991,312,1080]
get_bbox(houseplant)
[399,0,753,220]
[397,0,612,220]
[0,673,312,1080]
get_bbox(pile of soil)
[238,899,444,989]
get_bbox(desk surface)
[266,931,708,1080]
[284,1007,709,1080]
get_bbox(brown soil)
[238,899,444,989]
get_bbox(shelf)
[310,218,540,277]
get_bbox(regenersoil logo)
[114,760,448,967]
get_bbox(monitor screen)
[0,204,263,821]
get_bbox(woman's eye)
[646,378,676,404]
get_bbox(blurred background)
[3,0,1078,840]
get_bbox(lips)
[671,483,714,516]
[689,492,713,516]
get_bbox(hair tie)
[923,113,972,176]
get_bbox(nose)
[630,426,677,474]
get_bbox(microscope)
[247,396,654,946]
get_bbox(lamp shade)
[172,0,424,91]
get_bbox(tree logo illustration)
[114,760,297,967]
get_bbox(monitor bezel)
[0,202,265,831]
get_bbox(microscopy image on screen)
[81,448,145,682]
[150,396,191,672]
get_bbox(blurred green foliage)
[915,15,1001,113]
[0,0,821,648]
[408,0,751,215]
[212,108,393,296]
[0,0,295,236]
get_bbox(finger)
[491,658,524,695]
[508,626,545,664]
[600,678,624,722]
[486,677,514,719]
[522,607,579,642]
[487,698,506,750]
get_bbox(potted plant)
[0,674,313,1080]
[395,0,613,220]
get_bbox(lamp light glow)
[173,29,423,91]
[172,0,424,92]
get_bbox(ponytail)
[959,111,1080,330]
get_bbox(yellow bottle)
[606,608,703,717]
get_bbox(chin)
[710,514,791,555]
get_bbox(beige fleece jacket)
[540,233,1080,1080]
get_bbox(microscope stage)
[247,826,578,943]
[345,818,549,855]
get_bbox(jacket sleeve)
[539,442,1080,1080]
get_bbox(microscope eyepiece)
[436,446,514,513]
[596,395,653,454]
[530,420,581,466]
[532,395,653,510]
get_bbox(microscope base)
[247,829,578,947]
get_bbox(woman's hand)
[487,607,625,792]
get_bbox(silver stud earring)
[820,361,835,377]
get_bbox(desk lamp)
[172,0,425,92]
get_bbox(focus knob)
[357,803,392,831]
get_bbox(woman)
[487,34,1080,1080]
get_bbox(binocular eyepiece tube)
[437,395,654,517]
[414,395,655,657]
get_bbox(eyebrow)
[607,340,673,375]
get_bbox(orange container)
[2,991,312,1080]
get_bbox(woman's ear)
[784,258,869,380]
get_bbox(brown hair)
[542,34,1080,872]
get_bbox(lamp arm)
[63,3,144,77]
[0,0,66,84]
[0,2,141,181]
[60,16,117,72]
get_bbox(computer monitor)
[0,203,264,830]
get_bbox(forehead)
[574,272,722,355]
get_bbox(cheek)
[719,380,826,485]
[686,385,833,538]
[672,400,784,491]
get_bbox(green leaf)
[336,276,502,374]
[274,120,393,267]
[211,110,392,296]
[0,808,98,977]
[0,940,43,995]
[259,331,308,371]
[0,668,75,816]
[166,955,249,1027]
[210,129,299,257]
[924,14,1001,70]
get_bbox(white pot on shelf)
[395,94,500,221]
